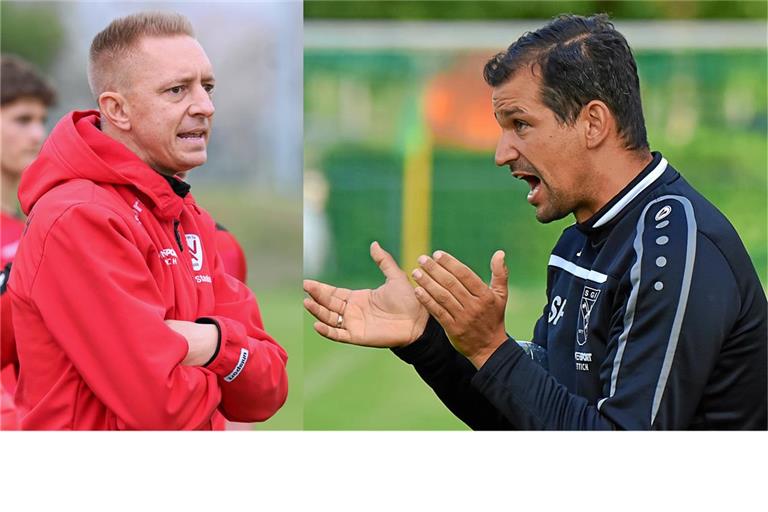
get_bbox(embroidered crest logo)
[577,286,601,346]
[185,234,203,271]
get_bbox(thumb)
[370,241,403,280]
[490,250,508,299]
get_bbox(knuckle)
[432,288,449,305]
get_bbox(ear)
[98,91,131,131]
[582,100,612,150]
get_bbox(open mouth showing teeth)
[178,131,205,139]
[512,172,542,202]
[514,173,541,190]
[520,175,540,189]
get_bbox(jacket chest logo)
[185,234,204,271]
[576,286,601,346]
[131,199,144,225]
[159,248,178,266]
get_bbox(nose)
[189,84,215,118]
[494,131,520,167]
[494,130,520,167]
[30,121,46,146]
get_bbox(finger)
[304,279,351,309]
[370,241,405,281]
[313,321,352,344]
[412,265,464,315]
[303,297,342,327]
[417,254,474,306]
[432,250,487,297]
[413,286,454,328]
[489,250,509,300]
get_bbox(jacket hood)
[19,110,185,219]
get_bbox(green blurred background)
[303,1,767,429]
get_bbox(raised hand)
[411,250,509,368]
[303,241,429,348]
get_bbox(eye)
[203,83,215,94]
[167,85,186,95]
[513,119,529,132]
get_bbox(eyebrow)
[159,73,216,89]
[495,106,528,119]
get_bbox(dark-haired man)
[0,55,56,430]
[304,14,767,430]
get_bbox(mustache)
[510,157,540,177]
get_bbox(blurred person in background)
[7,11,287,430]
[305,14,767,430]
[0,55,57,430]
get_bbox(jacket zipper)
[173,219,184,252]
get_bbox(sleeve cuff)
[391,315,444,364]
[471,337,526,392]
[196,316,250,381]
[196,317,221,367]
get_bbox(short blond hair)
[87,11,194,98]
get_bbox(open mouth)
[512,171,542,202]
[177,130,207,141]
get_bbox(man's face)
[0,98,48,177]
[492,68,594,223]
[120,35,215,175]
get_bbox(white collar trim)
[592,157,668,228]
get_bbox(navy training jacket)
[394,152,767,430]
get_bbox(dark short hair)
[1,54,56,107]
[484,13,648,151]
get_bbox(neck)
[1,170,21,217]
[575,147,653,223]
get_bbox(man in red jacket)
[7,12,288,429]
[0,55,57,430]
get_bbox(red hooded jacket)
[7,111,288,430]
[1,211,25,429]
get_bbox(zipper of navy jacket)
[173,219,184,252]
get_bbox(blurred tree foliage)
[1,2,65,71]
[305,1,767,20]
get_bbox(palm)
[303,242,428,348]
[342,273,427,347]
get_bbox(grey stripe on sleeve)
[650,197,696,425]
[601,195,697,427]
